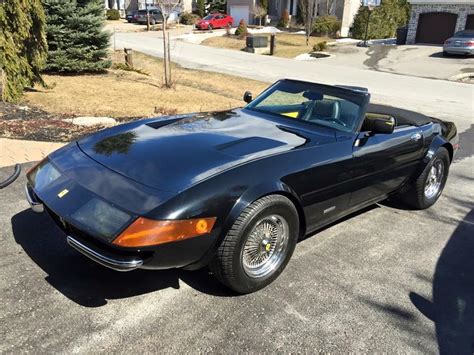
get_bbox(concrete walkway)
[0,138,64,168]
[115,32,474,132]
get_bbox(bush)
[196,0,205,18]
[235,19,248,38]
[106,9,120,20]
[44,0,111,73]
[351,0,410,40]
[312,15,341,36]
[312,41,327,52]
[0,0,47,102]
[180,11,199,25]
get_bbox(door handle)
[410,133,422,142]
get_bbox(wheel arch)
[184,180,307,271]
[424,135,453,166]
[442,142,454,162]
[225,181,306,240]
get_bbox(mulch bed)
[0,101,136,143]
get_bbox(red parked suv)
[196,13,233,30]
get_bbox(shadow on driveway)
[409,208,474,354]
[12,209,235,307]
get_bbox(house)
[226,0,360,37]
[406,0,474,44]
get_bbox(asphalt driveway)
[1,129,473,352]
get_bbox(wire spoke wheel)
[424,159,444,199]
[242,214,289,278]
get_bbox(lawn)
[202,33,331,58]
[23,51,267,119]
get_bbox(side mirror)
[243,91,253,103]
[362,115,396,134]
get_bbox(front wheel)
[208,24,213,31]
[210,195,299,294]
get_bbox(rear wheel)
[396,147,450,209]
[210,195,299,294]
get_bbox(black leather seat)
[304,100,341,122]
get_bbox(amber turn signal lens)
[113,217,216,247]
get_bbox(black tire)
[208,24,213,31]
[150,18,156,25]
[210,195,299,294]
[398,147,450,209]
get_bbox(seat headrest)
[312,100,340,119]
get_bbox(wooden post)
[270,34,275,55]
[124,48,133,67]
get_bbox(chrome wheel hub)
[242,214,289,278]
[424,160,444,199]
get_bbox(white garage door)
[230,6,249,26]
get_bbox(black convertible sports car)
[25,80,459,294]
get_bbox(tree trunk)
[162,17,169,87]
[167,30,171,85]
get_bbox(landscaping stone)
[63,116,117,127]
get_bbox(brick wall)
[406,3,474,44]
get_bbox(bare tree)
[299,0,318,46]
[252,4,267,27]
[155,0,182,88]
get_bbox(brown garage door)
[466,14,474,30]
[416,12,458,44]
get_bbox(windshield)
[246,81,364,132]
[203,14,215,20]
[454,30,474,38]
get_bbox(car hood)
[78,109,332,192]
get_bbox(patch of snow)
[289,30,306,35]
[367,38,396,45]
[64,117,117,127]
[294,52,333,61]
[248,26,281,34]
[336,38,360,44]
[16,106,30,111]
[175,29,234,43]
[295,53,315,61]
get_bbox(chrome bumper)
[444,46,474,55]
[67,236,143,272]
[25,184,44,213]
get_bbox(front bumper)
[25,184,44,213]
[67,235,143,271]
[25,179,217,271]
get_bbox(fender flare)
[423,135,453,165]
[412,135,453,183]
[184,180,306,270]
[223,181,306,239]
